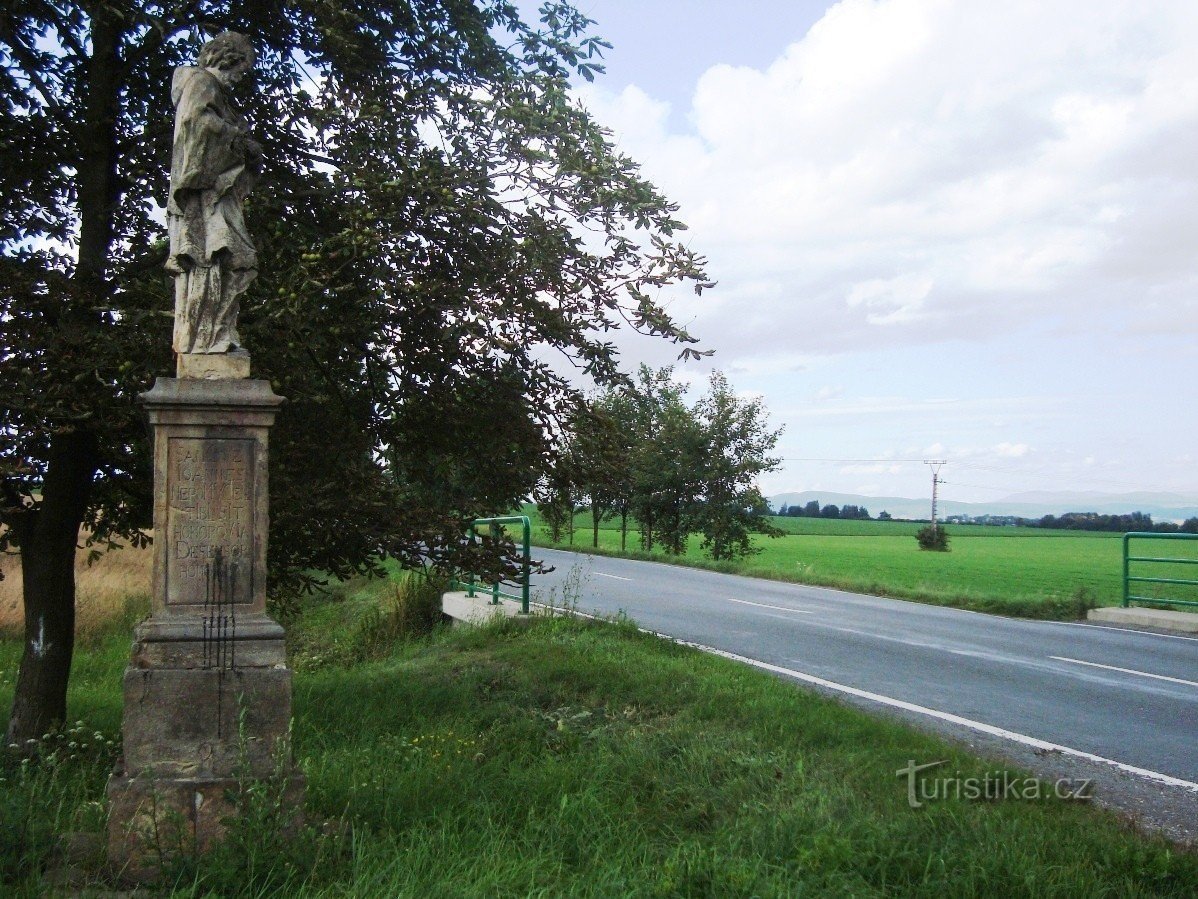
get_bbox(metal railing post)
[466,524,476,598]
[521,515,531,614]
[457,515,534,612]
[490,520,500,605]
[1122,533,1130,608]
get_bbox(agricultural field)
[525,509,1198,620]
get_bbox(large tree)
[569,393,632,549]
[692,371,782,560]
[0,2,708,744]
[625,366,705,556]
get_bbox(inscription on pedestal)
[166,437,254,606]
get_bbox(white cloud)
[995,442,1030,458]
[578,0,1198,360]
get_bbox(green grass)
[2,575,1196,895]
[530,509,1198,620]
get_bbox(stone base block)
[106,771,305,882]
[121,665,293,778]
[177,350,251,380]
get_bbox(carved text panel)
[165,437,254,605]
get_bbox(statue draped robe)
[167,66,257,355]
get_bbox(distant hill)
[769,490,1198,523]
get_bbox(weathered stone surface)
[142,378,282,619]
[108,376,302,878]
[107,772,304,882]
[168,33,260,357]
[109,35,301,879]
[177,349,251,379]
[120,666,293,778]
[129,617,286,669]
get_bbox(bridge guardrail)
[1123,532,1198,610]
[450,515,531,614]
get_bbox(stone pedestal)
[107,377,303,878]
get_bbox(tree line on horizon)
[776,500,874,520]
[1016,511,1198,534]
[777,500,1198,533]
[535,367,783,561]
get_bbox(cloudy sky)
[537,0,1198,504]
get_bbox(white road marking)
[595,572,632,581]
[534,600,1198,795]
[1049,656,1198,689]
[724,597,812,615]
[1064,621,1198,643]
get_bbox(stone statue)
[166,32,261,358]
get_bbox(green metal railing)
[1123,532,1198,609]
[450,515,531,614]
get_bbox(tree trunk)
[6,431,98,746]
[6,13,118,747]
[620,508,627,552]
[592,505,600,548]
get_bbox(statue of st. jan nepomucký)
[166,32,262,357]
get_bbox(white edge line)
[1050,656,1198,689]
[725,597,813,614]
[1063,621,1198,643]
[532,601,1198,795]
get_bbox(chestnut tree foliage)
[0,1,708,743]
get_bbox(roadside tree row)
[535,366,783,561]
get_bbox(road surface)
[531,548,1198,795]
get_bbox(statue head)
[198,32,255,86]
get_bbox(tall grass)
[0,537,152,640]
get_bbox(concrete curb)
[1087,606,1198,634]
[442,590,532,626]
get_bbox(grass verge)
[1,575,1196,895]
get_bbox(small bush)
[352,572,446,660]
[915,525,950,551]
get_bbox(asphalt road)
[531,548,1198,789]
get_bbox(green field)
[527,510,1198,620]
[3,577,1196,895]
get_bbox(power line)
[779,457,928,463]
[939,480,1012,493]
[778,457,1189,495]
